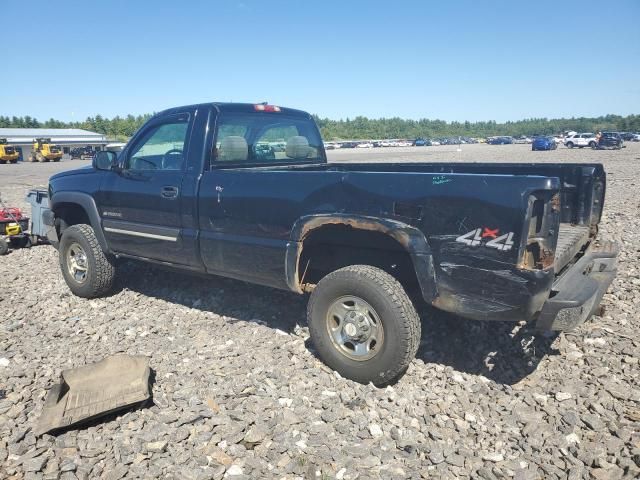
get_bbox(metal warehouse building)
[0,128,108,161]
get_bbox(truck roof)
[157,102,313,119]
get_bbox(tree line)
[0,114,152,142]
[313,114,640,140]
[1,112,639,141]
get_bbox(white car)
[564,133,598,149]
[356,142,374,148]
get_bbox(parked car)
[514,136,532,144]
[413,138,430,146]
[564,133,597,149]
[598,132,623,149]
[46,102,618,385]
[339,141,358,149]
[70,146,96,159]
[620,132,636,141]
[487,136,514,145]
[532,136,557,151]
[356,142,374,148]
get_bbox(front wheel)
[566,142,574,148]
[59,224,116,298]
[589,141,596,148]
[307,265,421,385]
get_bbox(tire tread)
[60,224,115,298]
[307,265,421,385]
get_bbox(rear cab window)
[213,112,323,166]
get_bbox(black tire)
[566,142,574,148]
[0,238,8,255]
[9,159,18,164]
[59,224,115,298]
[589,141,596,148]
[531,146,536,151]
[9,236,30,248]
[0,160,6,164]
[307,265,421,385]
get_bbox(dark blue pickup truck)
[45,102,618,384]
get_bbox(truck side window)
[213,113,322,165]
[127,120,189,171]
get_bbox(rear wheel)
[0,160,6,164]
[59,224,116,298]
[307,265,421,385]
[9,159,18,164]
[0,238,8,255]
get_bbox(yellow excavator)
[0,138,19,164]
[30,138,62,162]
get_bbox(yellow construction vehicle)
[0,138,20,164]
[30,138,62,162]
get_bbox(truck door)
[98,112,193,265]
[197,108,327,290]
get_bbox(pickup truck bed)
[45,101,618,385]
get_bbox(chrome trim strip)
[104,227,177,242]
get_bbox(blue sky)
[3,0,639,122]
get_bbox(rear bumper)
[536,240,618,331]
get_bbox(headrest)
[285,136,310,159]
[219,136,248,162]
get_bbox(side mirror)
[93,151,118,171]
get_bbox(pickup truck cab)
[46,102,618,385]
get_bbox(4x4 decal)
[456,228,515,251]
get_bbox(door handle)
[161,186,179,199]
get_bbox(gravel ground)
[1,143,639,479]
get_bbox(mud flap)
[35,355,151,435]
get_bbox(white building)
[0,128,108,161]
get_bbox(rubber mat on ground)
[36,354,151,435]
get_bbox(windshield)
[214,112,323,165]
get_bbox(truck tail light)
[518,192,560,270]
[254,104,281,112]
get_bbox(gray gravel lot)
[1,143,639,479]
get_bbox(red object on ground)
[0,207,23,222]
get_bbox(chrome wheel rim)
[326,295,384,361]
[66,242,88,283]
